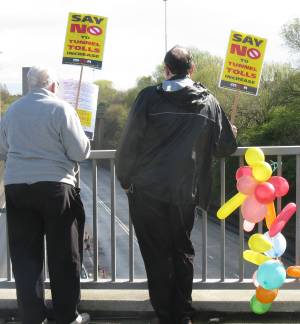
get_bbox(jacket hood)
[157,82,210,109]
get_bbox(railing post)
[238,156,244,281]
[276,155,282,213]
[296,155,300,265]
[5,213,12,281]
[129,216,134,282]
[220,158,226,281]
[92,160,99,281]
[201,208,207,281]
[110,160,116,281]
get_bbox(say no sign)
[219,30,267,95]
[62,12,108,69]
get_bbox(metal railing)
[1,146,300,289]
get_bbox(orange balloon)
[256,286,278,303]
[265,202,276,229]
[287,266,300,278]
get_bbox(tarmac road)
[79,161,259,280]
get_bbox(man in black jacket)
[116,46,237,324]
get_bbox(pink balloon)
[268,176,289,197]
[243,220,256,232]
[269,203,297,237]
[237,175,258,195]
[236,166,253,180]
[254,182,276,204]
[241,195,268,223]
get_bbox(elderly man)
[0,66,90,324]
[116,46,237,324]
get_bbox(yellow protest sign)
[77,109,93,127]
[62,12,108,69]
[219,30,267,95]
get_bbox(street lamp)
[163,0,168,52]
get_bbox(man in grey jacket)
[0,66,90,324]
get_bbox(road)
[79,161,258,280]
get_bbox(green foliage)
[102,103,128,149]
[94,80,125,113]
[0,83,21,114]
[239,68,300,146]
[0,84,10,103]
[123,75,157,110]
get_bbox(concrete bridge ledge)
[0,289,300,314]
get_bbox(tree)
[0,84,9,103]
[0,84,21,114]
[102,104,128,149]
[123,76,157,110]
[281,18,300,53]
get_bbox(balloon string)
[269,160,279,172]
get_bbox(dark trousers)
[5,182,85,324]
[127,187,196,324]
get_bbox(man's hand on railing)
[231,124,238,138]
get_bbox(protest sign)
[219,30,267,96]
[58,79,99,140]
[63,12,108,69]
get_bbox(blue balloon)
[264,231,287,258]
[257,260,286,290]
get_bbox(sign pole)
[75,65,84,110]
[230,91,240,124]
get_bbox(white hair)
[27,66,57,90]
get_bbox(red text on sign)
[230,44,261,59]
[70,24,102,36]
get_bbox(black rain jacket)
[115,82,237,210]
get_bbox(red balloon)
[236,166,252,180]
[269,203,296,237]
[254,182,276,204]
[268,176,289,197]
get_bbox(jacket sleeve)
[212,97,237,158]
[59,104,91,162]
[115,88,148,189]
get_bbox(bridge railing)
[1,146,300,289]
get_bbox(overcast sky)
[0,0,299,94]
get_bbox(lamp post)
[163,0,168,52]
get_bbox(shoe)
[70,313,90,324]
[181,317,192,324]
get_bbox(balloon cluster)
[216,147,297,314]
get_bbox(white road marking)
[81,180,139,246]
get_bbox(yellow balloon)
[217,192,247,220]
[243,250,272,265]
[265,202,276,229]
[252,161,272,182]
[245,147,265,166]
[248,234,273,253]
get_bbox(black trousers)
[5,182,85,324]
[127,186,196,324]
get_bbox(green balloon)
[250,295,272,314]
